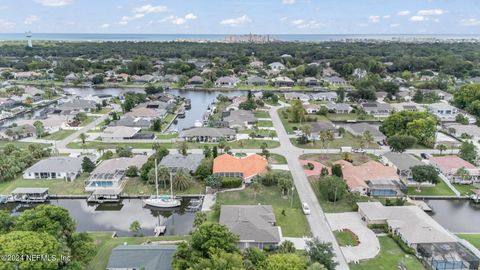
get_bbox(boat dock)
[408,199,433,212]
[11,187,49,203]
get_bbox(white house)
[23,157,83,181]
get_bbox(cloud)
[185,13,197,20]
[390,23,400,28]
[34,0,72,7]
[417,9,446,16]
[383,15,391,19]
[24,15,39,25]
[368,16,381,23]
[132,4,168,14]
[159,14,197,25]
[282,0,296,4]
[0,19,15,30]
[410,15,426,22]
[220,15,251,27]
[397,10,410,16]
[460,18,480,26]
[280,17,288,22]
[100,23,110,28]
[290,19,322,29]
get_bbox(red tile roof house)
[429,155,480,184]
[213,154,268,183]
[334,160,404,197]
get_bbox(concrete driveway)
[326,212,380,263]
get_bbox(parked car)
[353,148,366,153]
[302,202,311,215]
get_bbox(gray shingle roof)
[220,205,281,243]
[223,110,257,127]
[383,152,423,171]
[24,157,82,174]
[107,245,176,270]
[58,99,97,111]
[160,154,204,173]
[110,116,152,128]
[179,127,235,138]
[345,123,385,139]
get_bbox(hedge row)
[221,177,243,188]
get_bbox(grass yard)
[300,153,375,167]
[254,111,270,118]
[457,234,480,249]
[0,173,89,195]
[86,232,190,270]
[122,177,205,196]
[155,133,179,140]
[96,107,112,114]
[453,184,478,196]
[334,230,359,246]
[268,153,288,164]
[257,120,274,127]
[350,236,425,270]
[292,132,379,149]
[80,116,98,126]
[43,129,76,140]
[214,185,310,237]
[326,113,377,122]
[238,129,277,138]
[407,181,456,196]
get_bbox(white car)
[302,202,311,215]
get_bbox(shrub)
[125,166,138,177]
[306,162,314,170]
[221,177,243,188]
[391,234,416,255]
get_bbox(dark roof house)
[107,245,176,270]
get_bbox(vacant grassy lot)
[292,132,379,149]
[254,111,270,118]
[350,236,425,270]
[300,153,376,167]
[257,120,274,127]
[0,173,89,195]
[407,181,456,196]
[122,177,205,196]
[268,153,288,164]
[43,130,76,140]
[80,116,98,126]
[87,232,189,270]
[214,185,310,237]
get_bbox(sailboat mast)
[155,158,159,198]
[170,172,173,200]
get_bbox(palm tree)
[79,133,87,145]
[301,124,312,140]
[325,130,335,155]
[129,220,141,236]
[319,131,328,155]
[455,167,471,183]
[278,177,293,197]
[173,168,192,191]
[251,181,261,200]
[436,144,447,155]
[363,130,374,151]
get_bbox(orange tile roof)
[429,155,477,173]
[213,154,268,179]
[333,160,399,190]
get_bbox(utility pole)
[290,186,295,208]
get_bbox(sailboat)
[143,159,181,208]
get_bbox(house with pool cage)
[358,202,480,270]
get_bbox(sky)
[0,0,479,34]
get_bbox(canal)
[1,198,196,236]
[426,199,480,233]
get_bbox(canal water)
[0,199,195,236]
[426,199,480,233]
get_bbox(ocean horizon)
[1,33,479,42]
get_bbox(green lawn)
[334,230,359,246]
[292,132,379,149]
[238,129,277,138]
[268,153,288,164]
[407,181,456,196]
[326,113,377,122]
[122,177,205,196]
[254,111,270,118]
[457,234,480,249]
[350,236,425,270]
[257,120,274,127]
[87,232,190,270]
[80,116,98,126]
[300,153,376,167]
[0,173,89,195]
[43,130,76,140]
[453,184,478,196]
[96,107,112,114]
[214,185,310,237]
[155,133,179,140]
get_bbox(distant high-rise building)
[26,31,32,48]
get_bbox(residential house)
[303,77,320,86]
[334,160,403,196]
[357,202,479,269]
[308,121,340,140]
[444,123,480,142]
[324,102,352,114]
[220,205,281,250]
[55,99,97,115]
[249,61,264,68]
[303,103,320,114]
[222,110,257,129]
[382,152,424,185]
[353,68,367,79]
[271,76,294,87]
[1,124,35,140]
[226,96,248,111]
[390,103,424,112]
[428,103,458,122]
[125,107,166,120]
[179,127,236,142]
[14,71,39,80]
[247,76,267,86]
[423,89,453,102]
[101,126,142,140]
[23,157,83,181]
[268,62,285,72]
[110,115,152,129]
[311,92,338,102]
[429,155,480,183]
[107,245,176,270]
[187,75,204,86]
[85,155,149,193]
[284,92,310,102]
[360,102,393,117]
[215,76,240,88]
[322,76,347,86]
[160,153,204,173]
[343,122,386,143]
[64,72,78,82]
[131,74,155,83]
[213,154,268,182]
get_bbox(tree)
[203,145,212,158]
[152,119,162,131]
[125,165,138,177]
[436,144,447,154]
[380,111,437,147]
[455,167,471,183]
[69,232,97,266]
[318,176,347,202]
[290,100,306,123]
[212,146,218,158]
[331,164,343,178]
[243,247,267,270]
[173,168,193,191]
[177,141,189,156]
[193,212,207,229]
[412,165,439,189]
[205,174,222,189]
[129,220,142,236]
[33,120,45,138]
[251,181,261,200]
[388,135,417,153]
[307,262,328,270]
[195,158,213,181]
[453,84,480,118]
[456,114,469,125]
[195,249,245,270]
[0,231,61,270]
[301,124,312,139]
[92,74,104,84]
[265,253,306,270]
[459,141,478,164]
[81,156,95,173]
[278,240,296,253]
[363,130,374,149]
[0,210,15,234]
[74,112,88,122]
[305,238,337,270]
[79,133,87,145]
[278,176,293,197]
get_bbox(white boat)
[144,160,181,208]
[194,120,203,127]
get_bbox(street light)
[290,186,295,208]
